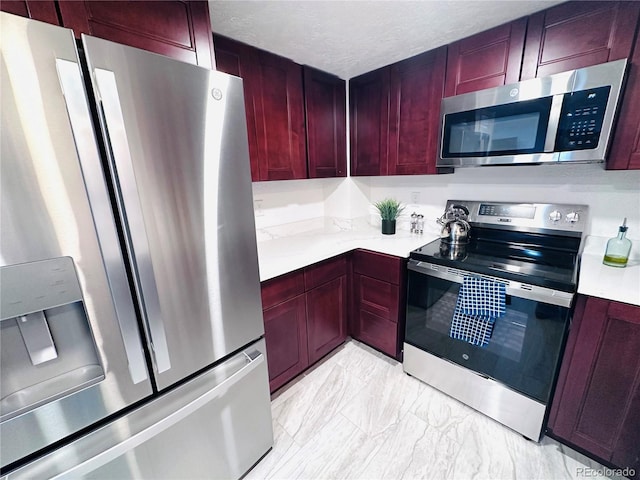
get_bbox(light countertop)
[257,224,436,282]
[578,236,640,307]
[258,226,640,307]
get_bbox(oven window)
[442,96,553,158]
[405,271,569,403]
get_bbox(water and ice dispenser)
[0,257,105,422]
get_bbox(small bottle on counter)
[410,212,417,233]
[417,214,424,234]
[603,218,632,267]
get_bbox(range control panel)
[445,200,588,236]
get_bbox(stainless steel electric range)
[403,200,588,441]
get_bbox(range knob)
[549,210,562,222]
[566,212,580,223]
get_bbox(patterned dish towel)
[450,276,506,347]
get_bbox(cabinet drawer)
[260,270,305,310]
[356,274,400,322]
[357,309,398,358]
[353,249,404,285]
[304,255,348,290]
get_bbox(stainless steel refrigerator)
[0,12,273,478]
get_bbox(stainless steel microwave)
[437,59,627,168]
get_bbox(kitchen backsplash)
[251,163,640,239]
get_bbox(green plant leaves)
[373,198,405,220]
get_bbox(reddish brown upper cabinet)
[303,66,347,178]
[1,1,59,24]
[56,1,214,69]
[214,35,307,181]
[351,250,406,360]
[350,49,448,177]
[252,51,307,181]
[608,24,640,170]
[388,47,448,175]
[212,35,262,180]
[349,67,391,176]
[521,1,640,80]
[548,295,640,475]
[445,18,527,97]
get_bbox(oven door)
[405,260,573,404]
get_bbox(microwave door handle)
[544,94,564,153]
[93,68,171,374]
[56,59,149,384]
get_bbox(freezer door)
[82,35,265,389]
[4,339,274,480]
[0,13,151,468]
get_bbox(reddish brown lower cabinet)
[351,250,406,359]
[261,271,307,393]
[548,295,640,475]
[262,294,308,393]
[261,256,348,392]
[306,276,347,364]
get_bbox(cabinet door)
[388,47,448,175]
[607,27,640,170]
[213,34,261,180]
[57,1,214,68]
[445,18,526,96]
[0,1,58,24]
[252,51,306,181]
[549,296,640,469]
[303,66,347,178]
[521,1,640,79]
[306,276,347,364]
[349,67,390,176]
[263,295,308,393]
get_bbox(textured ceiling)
[209,1,565,79]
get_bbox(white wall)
[252,163,640,239]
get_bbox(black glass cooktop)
[410,229,580,292]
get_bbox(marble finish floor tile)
[252,340,617,480]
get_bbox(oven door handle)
[408,260,573,308]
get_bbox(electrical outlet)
[410,191,421,204]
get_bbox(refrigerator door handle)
[55,59,149,384]
[47,348,266,480]
[92,67,171,374]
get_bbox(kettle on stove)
[437,204,471,245]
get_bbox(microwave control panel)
[555,86,611,151]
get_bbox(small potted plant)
[374,198,405,235]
